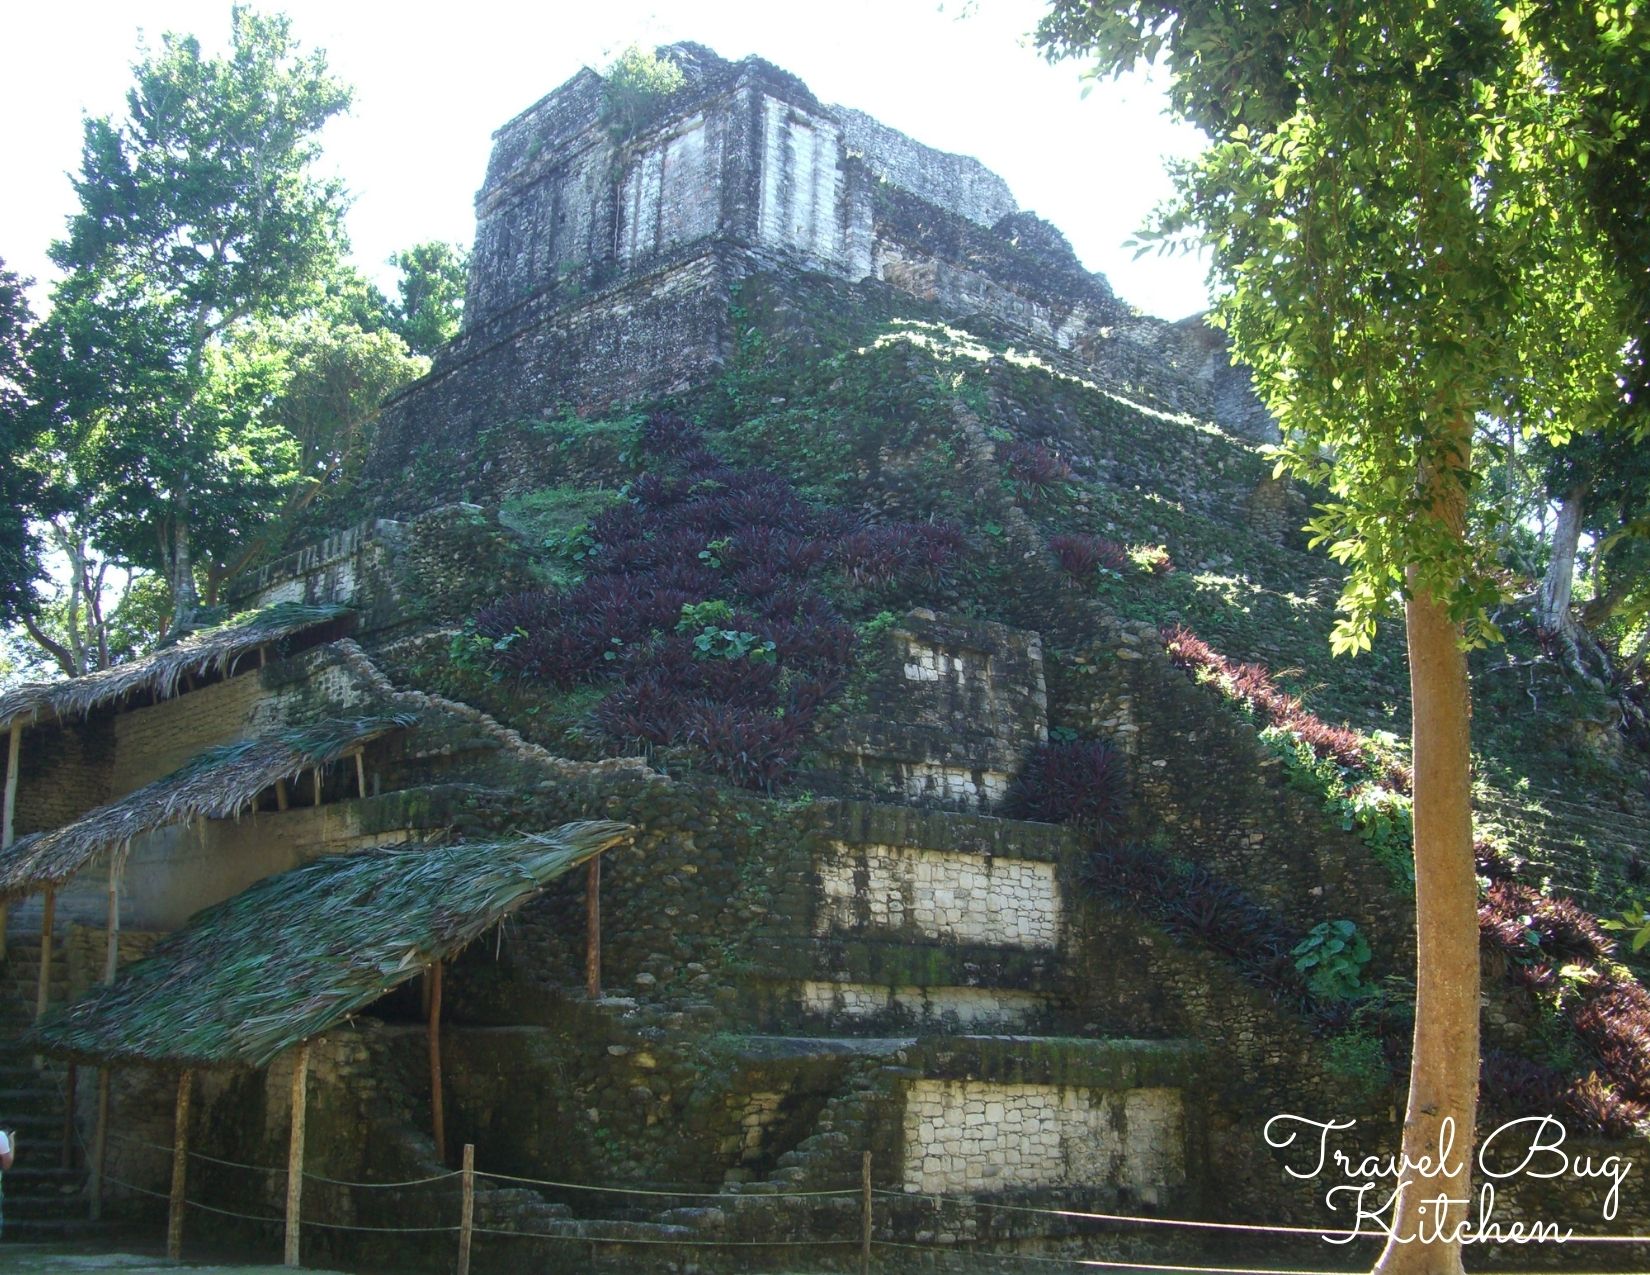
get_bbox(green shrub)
[601,45,685,143]
[1320,1029,1390,1105]
[1292,919,1372,1001]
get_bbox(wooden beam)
[3,720,21,851]
[284,1043,309,1267]
[354,750,367,799]
[90,857,122,1220]
[275,778,289,812]
[428,960,446,1164]
[105,858,121,982]
[168,1069,193,1261]
[35,888,55,1021]
[311,766,322,808]
[60,1065,76,1170]
[585,858,602,1000]
[90,1069,110,1219]
[3,722,19,976]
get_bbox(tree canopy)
[0,260,43,628]
[1039,4,1640,1271]
[37,5,352,630]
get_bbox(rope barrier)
[876,1189,1650,1246]
[298,1216,461,1234]
[477,1167,857,1198]
[872,1241,1641,1275]
[108,1130,460,1189]
[305,1168,461,1189]
[878,1190,1368,1241]
[872,1241,1355,1275]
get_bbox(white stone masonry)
[901,1080,1185,1195]
[814,840,1060,948]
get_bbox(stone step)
[4,1215,102,1242]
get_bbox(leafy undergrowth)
[468,412,960,789]
[1162,621,1650,1136]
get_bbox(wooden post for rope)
[284,1042,309,1267]
[428,960,446,1164]
[861,1150,873,1275]
[457,1143,475,1275]
[168,1069,193,1260]
[585,858,601,1000]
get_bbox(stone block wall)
[901,1079,1184,1197]
[11,716,113,836]
[813,840,1060,948]
[817,609,1047,812]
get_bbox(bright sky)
[0,1,1212,322]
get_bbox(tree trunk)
[1373,421,1479,1275]
[1537,485,1586,641]
[169,504,199,633]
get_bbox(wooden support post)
[428,960,446,1164]
[90,858,122,1218]
[3,721,20,851]
[168,1069,193,1261]
[0,723,14,964]
[457,1143,475,1275]
[354,750,367,799]
[35,887,55,1021]
[585,858,601,1000]
[275,779,289,812]
[105,859,121,982]
[311,767,322,808]
[60,1064,76,1169]
[285,1042,309,1268]
[89,1068,110,1219]
[861,1150,873,1275]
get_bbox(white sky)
[0,0,1212,321]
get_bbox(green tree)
[0,259,44,627]
[39,6,351,631]
[600,45,685,144]
[386,241,468,357]
[1039,5,1634,1271]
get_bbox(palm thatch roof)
[0,714,415,904]
[31,821,631,1069]
[0,602,354,733]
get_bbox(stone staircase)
[0,935,94,1241]
[709,798,1202,1259]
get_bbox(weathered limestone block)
[813,839,1061,948]
[817,610,1047,812]
[797,980,1048,1028]
[900,1078,1186,1195]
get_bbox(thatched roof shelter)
[0,714,414,905]
[30,821,631,1069]
[0,602,354,733]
